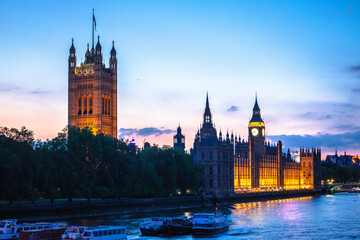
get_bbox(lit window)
[70,62,75,67]
[108,97,111,115]
[102,97,105,114]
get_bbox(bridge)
[325,182,360,193]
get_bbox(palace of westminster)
[68,20,321,195]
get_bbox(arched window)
[89,96,93,114]
[102,97,105,114]
[83,97,87,114]
[104,98,108,115]
[78,97,82,115]
[108,97,111,115]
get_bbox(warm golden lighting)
[248,122,265,127]
[234,149,318,191]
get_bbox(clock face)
[262,128,265,136]
[251,128,259,136]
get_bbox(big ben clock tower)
[248,95,265,153]
[249,95,265,188]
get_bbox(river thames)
[66,193,360,239]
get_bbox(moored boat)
[19,223,66,240]
[82,226,127,240]
[168,217,193,235]
[192,213,229,235]
[62,226,88,239]
[139,217,169,236]
[0,219,65,240]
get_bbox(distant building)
[325,150,359,167]
[68,15,117,138]
[144,142,151,149]
[173,125,185,151]
[193,94,322,195]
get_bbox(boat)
[62,226,87,239]
[139,217,169,236]
[19,222,66,240]
[167,217,193,235]
[192,213,229,235]
[82,226,127,240]
[0,219,65,240]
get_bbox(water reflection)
[65,194,360,239]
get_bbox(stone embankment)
[0,189,321,221]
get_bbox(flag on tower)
[93,13,96,30]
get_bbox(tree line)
[321,161,360,183]
[0,126,203,204]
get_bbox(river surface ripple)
[66,193,360,240]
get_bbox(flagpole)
[92,8,94,50]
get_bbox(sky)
[0,0,360,158]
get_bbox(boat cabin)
[0,219,17,234]
[83,226,126,240]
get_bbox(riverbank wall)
[0,189,321,221]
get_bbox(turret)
[94,35,102,66]
[110,40,117,74]
[203,92,212,126]
[174,125,185,151]
[84,43,90,62]
[68,38,76,74]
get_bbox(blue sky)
[0,1,360,156]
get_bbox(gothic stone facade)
[68,37,117,137]
[193,95,321,195]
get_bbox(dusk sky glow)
[1,1,360,157]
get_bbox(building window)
[97,51,100,55]
[78,97,82,115]
[83,97,87,114]
[89,96,93,114]
[205,115,210,123]
[108,97,111,115]
[70,62,75,67]
[102,97,105,114]
[71,53,74,58]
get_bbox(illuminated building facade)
[193,94,321,195]
[68,35,117,138]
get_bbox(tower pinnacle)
[203,92,212,125]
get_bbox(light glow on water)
[64,194,360,239]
